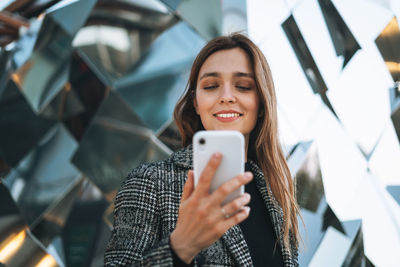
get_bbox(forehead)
[198,48,253,77]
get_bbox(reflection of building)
[0,0,399,266]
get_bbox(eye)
[203,85,219,90]
[236,85,252,91]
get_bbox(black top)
[171,163,284,266]
[238,162,284,266]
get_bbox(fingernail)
[244,172,252,180]
[213,152,222,159]
[244,206,250,214]
[243,193,250,201]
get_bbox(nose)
[219,84,236,103]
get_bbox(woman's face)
[194,48,260,141]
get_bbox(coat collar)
[171,145,296,266]
[171,144,193,169]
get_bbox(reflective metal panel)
[89,218,112,267]
[157,120,182,151]
[172,0,222,40]
[61,193,108,267]
[222,0,247,35]
[72,0,177,85]
[13,16,73,114]
[10,17,43,70]
[0,159,10,179]
[375,17,400,82]
[308,226,351,267]
[0,0,399,266]
[0,1,14,10]
[390,83,400,142]
[318,0,360,67]
[258,29,323,146]
[116,21,204,131]
[332,0,393,48]
[298,208,325,266]
[387,185,400,205]
[0,183,60,266]
[30,176,85,247]
[247,0,290,44]
[62,51,108,141]
[291,0,344,91]
[289,142,324,212]
[353,172,400,266]
[0,229,60,267]
[71,91,170,200]
[0,182,27,247]
[312,107,368,220]
[341,220,365,267]
[326,45,391,156]
[281,15,328,95]
[47,0,97,37]
[159,0,182,11]
[3,124,80,225]
[0,48,10,99]
[392,106,400,142]
[0,80,55,167]
[41,82,85,120]
[281,15,337,116]
[368,121,400,185]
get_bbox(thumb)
[181,170,195,201]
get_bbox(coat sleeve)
[104,164,174,267]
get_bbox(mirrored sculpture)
[1,0,399,266]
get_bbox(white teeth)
[215,113,240,118]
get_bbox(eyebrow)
[199,71,255,80]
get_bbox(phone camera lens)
[199,138,205,145]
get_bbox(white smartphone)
[193,130,245,205]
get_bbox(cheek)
[195,91,213,112]
[247,94,260,116]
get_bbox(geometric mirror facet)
[318,0,361,68]
[71,91,170,200]
[281,15,337,117]
[73,0,177,85]
[13,15,74,114]
[3,124,80,225]
[116,22,205,131]
[0,80,55,168]
[376,17,400,83]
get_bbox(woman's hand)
[170,152,253,264]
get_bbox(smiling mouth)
[214,113,242,118]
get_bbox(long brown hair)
[173,33,300,248]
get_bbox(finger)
[210,172,253,204]
[181,170,195,202]
[195,153,222,196]
[224,206,251,228]
[220,193,251,218]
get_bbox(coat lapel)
[172,146,253,266]
[220,226,253,266]
[172,146,296,266]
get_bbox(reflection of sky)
[116,22,205,84]
[248,0,400,266]
[73,26,131,51]
[0,0,13,10]
[308,227,351,267]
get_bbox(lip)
[213,110,243,122]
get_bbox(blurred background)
[0,0,399,266]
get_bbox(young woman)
[105,33,300,267]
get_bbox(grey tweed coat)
[104,145,298,267]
